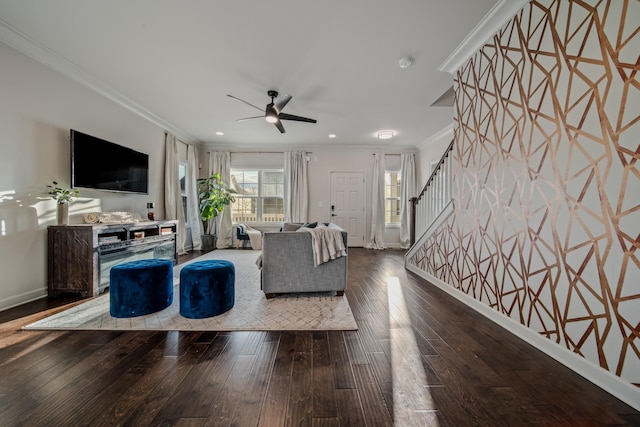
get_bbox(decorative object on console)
[197,173,236,252]
[56,203,69,226]
[102,211,142,223]
[47,180,80,225]
[146,202,155,220]
[83,211,143,224]
[83,212,100,224]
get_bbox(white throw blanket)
[237,224,262,250]
[303,227,347,267]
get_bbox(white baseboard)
[405,263,640,412]
[0,287,47,312]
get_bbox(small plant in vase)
[47,181,80,225]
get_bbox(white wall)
[416,125,453,190]
[0,42,167,311]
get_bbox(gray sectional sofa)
[260,222,348,298]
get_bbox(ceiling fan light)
[377,130,394,140]
[265,104,279,123]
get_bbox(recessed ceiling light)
[216,131,224,136]
[377,130,394,140]
[328,134,336,138]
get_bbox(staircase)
[406,140,455,262]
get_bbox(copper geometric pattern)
[409,0,639,387]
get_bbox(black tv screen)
[71,129,149,194]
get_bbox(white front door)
[330,172,365,247]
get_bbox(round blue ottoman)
[109,259,174,318]
[180,260,235,319]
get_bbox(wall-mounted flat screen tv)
[71,129,149,194]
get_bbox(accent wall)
[409,0,639,392]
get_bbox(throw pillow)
[282,223,303,231]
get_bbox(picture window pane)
[231,168,284,222]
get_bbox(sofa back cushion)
[282,222,303,231]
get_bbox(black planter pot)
[201,234,217,252]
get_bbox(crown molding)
[0,18,198,144]
[416,123,454,151]
[202,141,418,154]
[439,0,529,74]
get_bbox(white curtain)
[367,152,385,250]
[186,144,202,250]
[284,151,308,223]
[399,153,416,249]
[209,151,233,248]
[164,133,187,254]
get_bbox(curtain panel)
[284,151,308,223]
[399,153,416,249]
[208,151,233,248]
[164,133,187,254]
[186,145,202,250]
[367,152,385,250]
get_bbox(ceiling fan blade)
[235,115,263,122]
[275,93,292,111]
[279,112,317,123]
[274,120,286,133]
[227,94,264,112]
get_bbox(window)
[385,171,401,226]
[178,162,188,220]
[230,169,284,222]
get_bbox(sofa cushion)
[282,223,303,231]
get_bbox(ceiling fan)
[227,90,317,134]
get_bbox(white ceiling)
[0,0,499,149]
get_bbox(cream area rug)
[24,250,358,331]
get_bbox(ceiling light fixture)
[328,134,336,138]
[265,104,279,123]
[216,131,224,136]
[377,130,394,140]
[398,56,414,69]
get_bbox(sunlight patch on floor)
[388,276,440,426]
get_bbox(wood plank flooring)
[1,248,639,426]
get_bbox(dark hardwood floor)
[1,248,639,426]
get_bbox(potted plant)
[197,173,235,251]
[47,180,80,225]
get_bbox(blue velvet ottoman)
[109,259,174,318]
[180,260,235,319]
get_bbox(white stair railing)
[409,140,454,248]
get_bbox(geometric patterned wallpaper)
[409,0,639,387]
